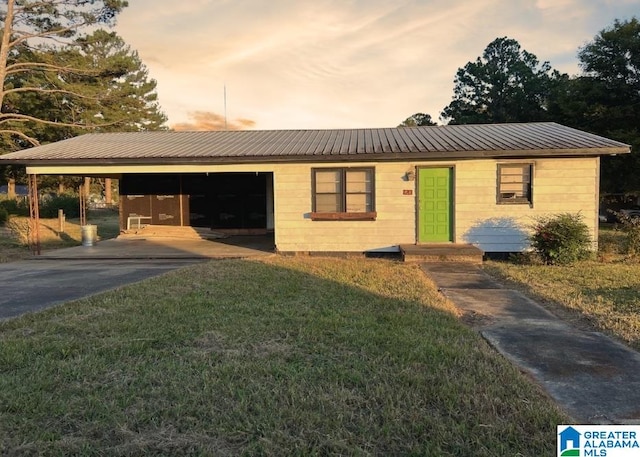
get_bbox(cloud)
[116,0,639,129]
[171,111,256,131]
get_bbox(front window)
[497,163,532,205]
[312,168,375,220]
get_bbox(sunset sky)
[115,0,639,130]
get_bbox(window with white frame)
[497,163,532,204]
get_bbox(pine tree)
[441,37,558,125]
[0,0,130,150]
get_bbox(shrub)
[0,198,29,216]
[0,207,7,226]
[39,195,82,218]
[614,212,640,256]
[529,213,592,265]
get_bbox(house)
[0,122,629,255]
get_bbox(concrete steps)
[400,244,484,263]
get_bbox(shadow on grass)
[42,224,77,244]
[586,286,640,312]
[0,257,567,456]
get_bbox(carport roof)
[0,122,630,165]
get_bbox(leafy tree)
[579,18,640,92]
[547,75,608,133]
[566,18,640,193]
[441,37,559,124]
[398,113,437,127]
[546,18,640,193]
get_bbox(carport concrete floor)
[422,263,640,425]
[35,234,275,260]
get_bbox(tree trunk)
[0,0,15,110]
[7,177,15,199]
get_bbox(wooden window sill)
[497,200,532,205]
[310,212,377,221]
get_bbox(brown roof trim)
[4,147,629,167]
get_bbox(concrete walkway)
[421,262,640,425]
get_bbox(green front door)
[418,168,452,242]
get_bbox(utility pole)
[224,84,228,130]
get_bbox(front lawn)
[0,257,567,455]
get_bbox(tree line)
[399,18,640,195]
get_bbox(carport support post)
[79,181,86,227]
[27,174,41,256]
[105,177,112,205]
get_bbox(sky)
[114,0,640,131]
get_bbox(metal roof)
[0,122,630,165]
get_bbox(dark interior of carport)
[119,172,270,232]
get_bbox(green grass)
[0,210,120,262]
[0,257,568,456]
[0,226,24,263]
[598,223,629,260]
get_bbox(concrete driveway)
[0,235,275,320]
[0,258,203,320]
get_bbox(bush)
[0,207,7,226]
[614,212,640,256]
[529,213,592,265]
[39,195,82,218]
[0,198,29,216]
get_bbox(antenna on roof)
[224,84,228,130]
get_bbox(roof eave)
[1,146,630,167]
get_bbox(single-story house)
[0,122,630,254]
